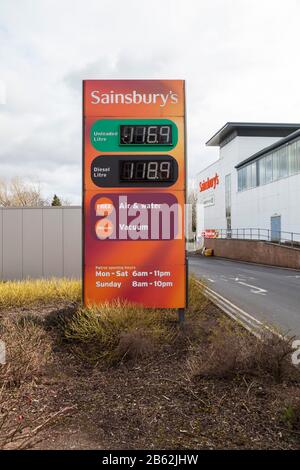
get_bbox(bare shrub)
[186,319,299,383]
[253,333,297,383]
[63,301,175,365]
[282,403,300,431]
[0,385,74,450]
[0,177,46,207]
[114,330,155,363]
[63,278,216,365]
[186,320,249,379]
[0,317,52,387]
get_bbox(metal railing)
[208,228,300,248]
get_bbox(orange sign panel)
[83,80,186,308]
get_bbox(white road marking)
[237,281,267,295]
[229,276,267,295]
[195,279,282,339]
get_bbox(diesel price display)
[120,125,172,145]
[91,155,178,188]
[120,160,174,182]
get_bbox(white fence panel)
[0,207,82,280]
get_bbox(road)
[189,255,300,337]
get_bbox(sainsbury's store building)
[196,123,300,243]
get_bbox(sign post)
[83,80,187,312]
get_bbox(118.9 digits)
[120,160,173,182]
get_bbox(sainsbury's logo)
[199,173,220,192]
[90,89,178,107]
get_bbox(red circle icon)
[95,197,114,216]
[95,219,114,239]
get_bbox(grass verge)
[63,301,185,364]
[0,276,300,449]
[0,278,81,309]
[63,276,210,364]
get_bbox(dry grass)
[115,330,156,363]
[0,276,209,369]
[186,275,209,315]
[186,317,299,383]
[64,301,176,364]
[0,304,70,449]
[0,278,81,309]
[0,276,300,449]
[282,403,300,431]
[0,301,72,449]
[0,381,74,450]
[0,317,53,387]
[63,277,209,364]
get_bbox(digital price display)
[90,119,178,152]
[91,155,178,188]
[120,125,172,145]
[120,160,174,182]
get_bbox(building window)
[289,141,300,175]
[238,167,245,191]
[251,161,257,187]
[258,157,266,185]
[278,147,288,178]
[225,174,231,217]
[272,150,279,181]
[225,173,231,230]
[265,154,273,183]
[237,136,300,191]
[297,141,300,173]
[238,162,257,191]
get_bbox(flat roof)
[236,128,300,169]
[206,122,300,147]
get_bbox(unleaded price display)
[120,125,172,145]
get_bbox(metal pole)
[178,308,185,324]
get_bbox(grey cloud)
[64,48,174,94]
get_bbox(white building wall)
[230,136,281,230]
[236,172,300,235]
[197,135,282,235]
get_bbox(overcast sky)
[1,0,300,204]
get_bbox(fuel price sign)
[83,80,187,309]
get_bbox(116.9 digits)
[120,125,172,145]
